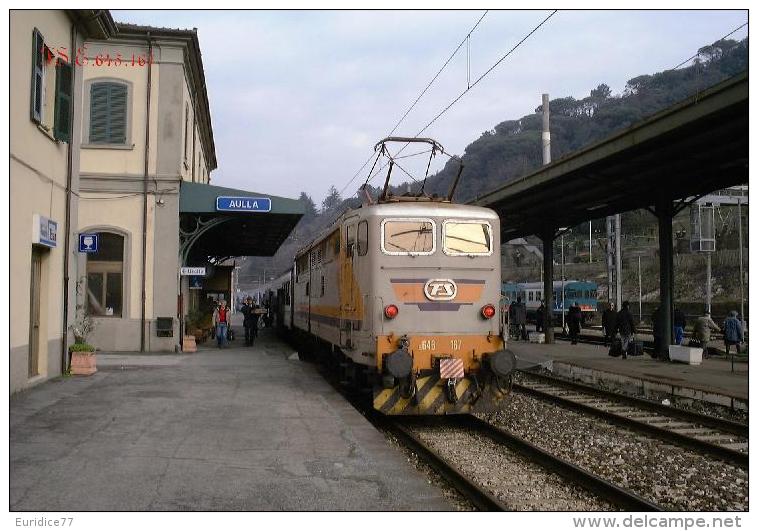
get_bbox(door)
[28,248,42,377]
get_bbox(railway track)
[514,371,749,468]
[383,415,663,511]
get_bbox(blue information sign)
[216,196,272,212]
[79,233,99,253]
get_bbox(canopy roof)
[180,181,303,259]
[472,72,748,240]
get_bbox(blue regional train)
[502,280,598,324]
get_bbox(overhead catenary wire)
[363,10,558,191]
[671,21,748,70]
[339,10,488,197]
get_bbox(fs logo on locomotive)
[423,279,457,301]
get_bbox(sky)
[112,9,748,205]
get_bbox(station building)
[10,10,115,393]
[10,10,303,393]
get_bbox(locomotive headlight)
[481,304,496,319]
[384,304,399,319]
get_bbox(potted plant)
[69,310,97,375]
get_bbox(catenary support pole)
[606,216,614,306]
[638,256,642,323]
[542,229,555,344]
[706,252,712,314]
[615,213,622,309]
[542,94,551,165]
[737,194,745,332]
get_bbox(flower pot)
[70,351,97,375]
[183,335,197,353]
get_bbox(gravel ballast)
[484,393,748,511]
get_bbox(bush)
[69,342,95,353]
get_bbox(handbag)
[226,327,235,341]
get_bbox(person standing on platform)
[674,308,687,345]
[535,301,545,333]
[509,297,527,340]
[693,312,720,358]
[213,299,230,349]
[567,302,582,345]
[602,303,617,347]
[616,301,636,359]
[723,311,743,356]
[240,297,257,347]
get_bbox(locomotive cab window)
[443,220,492,255]
[381,218,435,255]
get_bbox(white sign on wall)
[32,214,58,248]
[180,266,206,276]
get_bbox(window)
[86,233,124,317]
[30,29,45,123]
[443,220,492,255]
[536,291,542,301]
[381,218,435,255]
[357,220,368,256]
[30,29,73,142]
[320,275,325,297]
[528,291,533,302]
[53,61,73,142]
[346,224,356,256]
[89,82,128,144]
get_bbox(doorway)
[28,247,43,377]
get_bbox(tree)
[321,185,342,212]
[298,192,318,219]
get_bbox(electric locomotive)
[281,138,515,415]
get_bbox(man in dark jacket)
[616,301,636,359]
[601,303,618,347]
[567,303,582,345]
[240,297,258,347]
[535,302,545,333]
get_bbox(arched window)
[87,233,124,317]
[88,81,128,144]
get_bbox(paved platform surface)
[10,328,451,511]
[508,340,748,400]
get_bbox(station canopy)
[472,72,748,241]
[179,181,304,260]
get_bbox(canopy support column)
[656,195,674,358]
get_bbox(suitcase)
[608,337,623,357]
[628,339,644,356]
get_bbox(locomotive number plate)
[416,338,464,351]
[418,339,437,351]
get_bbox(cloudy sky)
[113,9,748,204]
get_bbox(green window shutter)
[30,29,44,123]
[89,82,128,144]
[109,84,127,144]
[54,62,73,142]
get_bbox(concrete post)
[606,216,614,305]
[542,229,555,344]
[657,195,674,355]
[542,94,551,165]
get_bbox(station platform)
[10,326,451,511]
[509,339,748,411]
